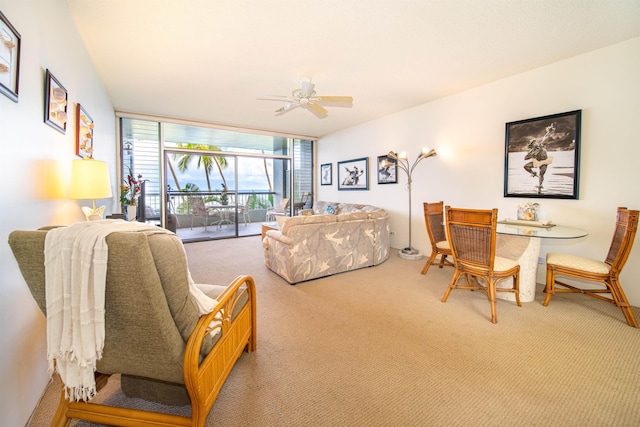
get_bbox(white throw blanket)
[44,220,217,401]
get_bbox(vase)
[126,205,137,221]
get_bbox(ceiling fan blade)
[314,96,353,104]
[306,102,328,118]
[275,103,300,114]
[257,94,293,101]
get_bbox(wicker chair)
[421,201,454,275]
[441,206,521,323]
[544,207,639,327]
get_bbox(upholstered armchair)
[9,227,256,427]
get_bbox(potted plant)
[120,168,142,220]
[220,183,229,205]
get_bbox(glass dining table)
[495,220,588,303]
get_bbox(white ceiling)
[67,0,640,139]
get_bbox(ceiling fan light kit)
[259,77,353,118]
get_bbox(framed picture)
[377,155,397,184]
[0,11,21,102]
[338,157,368,191]
[44,69,68,134]
[76,104,94,158]
[320,163,332,185]
[504,110,581,199]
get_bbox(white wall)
[318,37,640,305]
[0,0,116,424]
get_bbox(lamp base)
[82,205,106,221]
[398,247,423,260]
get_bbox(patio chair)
[188,196,218,230]
[421,201,454,275]
[239,197,252,226]
[293,192,311,215]
[266,198,290,222]
[441,206,521,323]
[544,207,639,327]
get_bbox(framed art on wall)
[321,163,332,185]
[338,157,368,191]
[76,104,94,158]
[44,69,68,133]
[504,110,581,199]
[377,155,397,184]
[0,10,21,102]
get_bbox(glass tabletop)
[497,222,588,239]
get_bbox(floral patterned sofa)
[262,201,390,284]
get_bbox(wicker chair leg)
[488,281,498,324]
[513,273,521,307]
[441,270,462,302]
[421,251,439,275]
[543,267,555,306]
[438,255,447,268]
[52,386,71,427]
[608,278,639,327]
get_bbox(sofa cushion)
[275,215,288,229]
[280,214,337,235]
[337,203,366,214]
[336,210,388,222]
[337,211,372,222]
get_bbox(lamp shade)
[70,159,113,200]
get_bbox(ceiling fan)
[258,77,353,118]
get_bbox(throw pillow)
[324,205,337,215]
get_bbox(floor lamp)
[387,148,437,260]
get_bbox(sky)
[166,156,274,193]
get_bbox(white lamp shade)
[70,159,113,200]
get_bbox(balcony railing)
[135,189,278,228]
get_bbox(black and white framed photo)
[338,157,368,191]
[44,69,68,134]
[504,110,581,199]
[0,10,21,102]
[320,163,332,185]
[377,155,397,184]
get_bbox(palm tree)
[167,160,182,191]
[262,150,273,193]
[172,144,228,192]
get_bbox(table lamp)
[70,159,113,221]
[387,147,437,260]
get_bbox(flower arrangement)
[517,201,540,221]
[120,168,142,206]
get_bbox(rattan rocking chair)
[9,227,257,426]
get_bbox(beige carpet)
[28,235,640,426]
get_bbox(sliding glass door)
[119,115,313,242]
